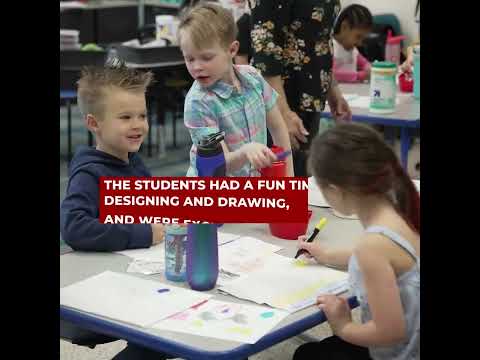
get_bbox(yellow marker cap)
[315,218,327,231]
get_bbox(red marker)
[191,299,209,310]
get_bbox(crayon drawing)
[151,299,288,344]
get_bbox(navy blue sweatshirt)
[60,146,152,252]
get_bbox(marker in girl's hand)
[294,218,327,259]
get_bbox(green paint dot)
[260,311,274,319]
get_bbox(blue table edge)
[321,112,420,128]
[60,296,359,360]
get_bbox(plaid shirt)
[184,65,278,177]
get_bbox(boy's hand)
[316,295,352,335]
[151,224,165,246]
[297,235,325,263]
[241,143,277,169]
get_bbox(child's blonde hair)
[77,64,153,119]
[178,2,237,50]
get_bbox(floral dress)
[249,0,341,113]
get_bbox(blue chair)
[373,13,402,38]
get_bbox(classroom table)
[60,206,363,360]
[322,83,420,170]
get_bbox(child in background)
[179,3,293,177]
[332,4,373,83]
[294,123,420,360]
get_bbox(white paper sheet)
[219,254,349,312]
[218,231,243,245]
[116,231,241,262]
[219,236,283,276]
[152,299,289,344]
[126,259,164,275]
[308,176,330,207]
[116,244,165,262]
[60,271,212,327]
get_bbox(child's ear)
[85,114,99,133]
[229,41,240,58]
[328,184,346,199]
[340,20,351,34]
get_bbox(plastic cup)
[269,210,313,240]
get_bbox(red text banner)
[99,177,308,224]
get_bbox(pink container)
[385,30,406,66]
[269,210,313,240]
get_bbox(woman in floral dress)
[249,0,352,176]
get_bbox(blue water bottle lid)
[197,131,225,157]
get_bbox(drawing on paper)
[152,299,289,344]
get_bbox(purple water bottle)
[186,131,225,291]
[186,224,219,291]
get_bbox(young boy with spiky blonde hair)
[61,63,165,252]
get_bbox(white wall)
[341,0,419,46]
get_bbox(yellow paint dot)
[227,327,253,335]
[294,259,308,267]
[191,320,203,327]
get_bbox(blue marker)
[276,150,292,161]
[157,288,170,293]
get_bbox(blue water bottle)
[195,131,226,177]
[186,224,219,291]
[186,131,225,291]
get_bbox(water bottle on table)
[385,30,406,66]
[165,224,187,282]
[186,131,226,291]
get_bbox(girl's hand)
[240,142,277,169]
[317,295,352,335]
[297,235,325,262]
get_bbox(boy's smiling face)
[87,86,148,162]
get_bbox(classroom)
[60,0,420,359]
